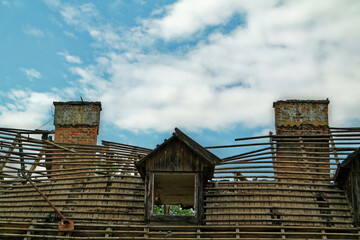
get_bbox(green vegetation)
[153,205,194,215]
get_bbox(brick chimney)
[53,101,102,145]
[48,101,102,180]
[273,100,330,181]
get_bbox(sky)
[0,0,360,154]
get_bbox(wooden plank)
[281,228,286,239]
[322,229,328,239]
[0,133,21,180]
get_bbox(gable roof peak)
[135,127,221,180]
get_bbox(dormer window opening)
[152,173,196,216]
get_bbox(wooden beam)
[0,133,21,181]
[43,140,77,153]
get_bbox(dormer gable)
[136,128,220,180]
[135,128,221,224]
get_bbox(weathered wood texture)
[144,140,211,173]
[0,127,360,239]
[137,130,219,224]
[335,147,360,225]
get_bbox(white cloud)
[0,86,78,130]
[59,2,99,30]
[23,26,44,37]
[64,31,77,39]
[145,0,277,40]
[0,90,59,129]
[46,1,129,50]
[20,68,42,81]
[58,51,82,64]
[50,0,360,132]
[43,0,61,9]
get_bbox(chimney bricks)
[49,101,102,180]
[53,101,102,145]
[273,100,330,182]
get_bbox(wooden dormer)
[136,128,221,224]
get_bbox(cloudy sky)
[0,0,359,150]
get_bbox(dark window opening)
[152,174,196,216]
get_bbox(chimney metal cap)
[53,101,102,110]
[53,101,102,127]
[273,99,329,107]
[273,99,329,127]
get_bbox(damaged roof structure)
[1,99,360,239]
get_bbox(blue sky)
[0,0,360,155]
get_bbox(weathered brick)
[273,100,330,182]
[53,102,101,145]
[50,101,102,180]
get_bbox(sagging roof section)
[2,99,360,239]
[1,126,360,238]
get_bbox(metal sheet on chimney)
[54,102,101,127]
[273,100,329,127]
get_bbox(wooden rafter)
[0,133,21,181]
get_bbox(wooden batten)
[1,123,360,238]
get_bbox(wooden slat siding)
[144,141,210,173]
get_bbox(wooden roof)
[0,127,360,239]
[338,147,360,169]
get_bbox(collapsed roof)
[0,100,360,239]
